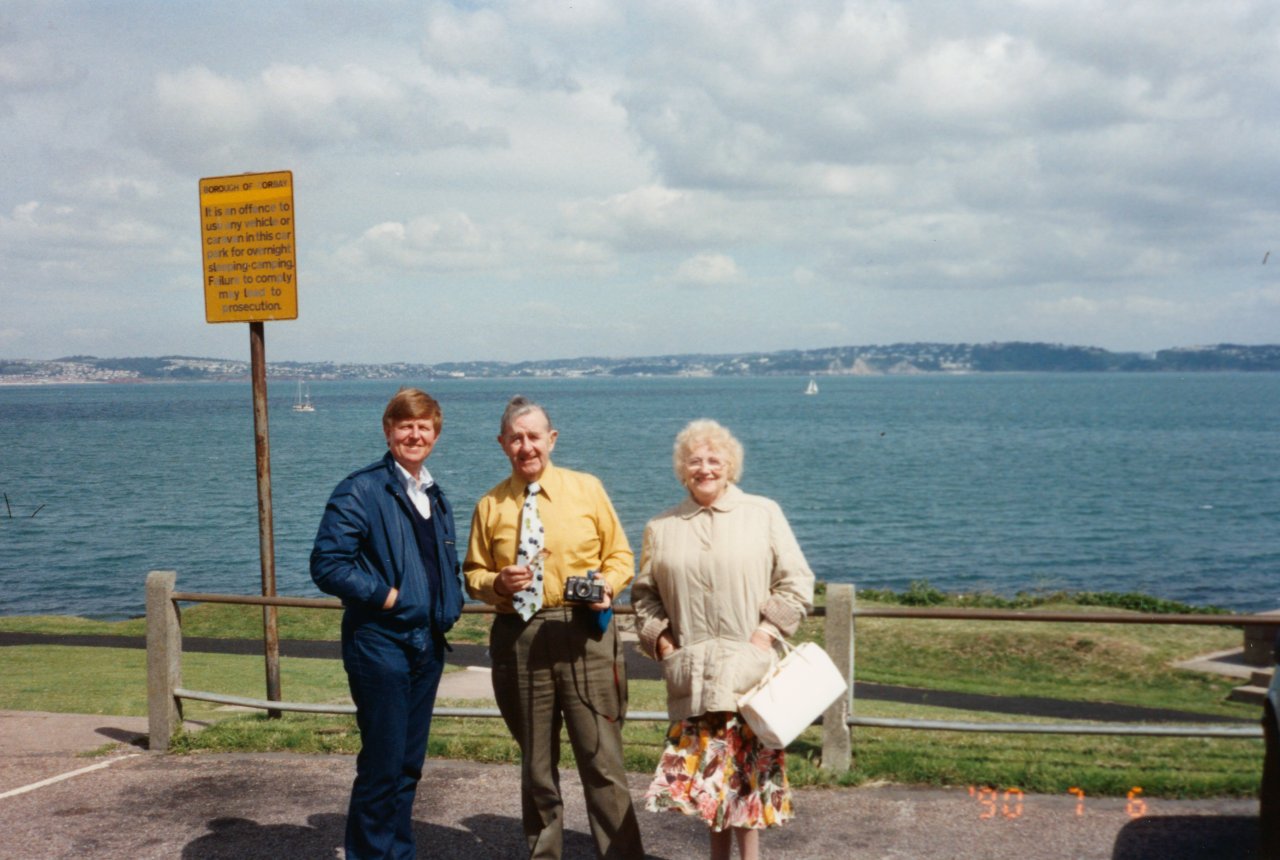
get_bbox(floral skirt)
[644,712,793,831]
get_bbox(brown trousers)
[490,607,644,859]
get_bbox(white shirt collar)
[392,459,435,491]
[391,459,435,518]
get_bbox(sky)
[2,0,1279,364]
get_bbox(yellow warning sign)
[199,170,298,323]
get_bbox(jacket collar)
[677,483,744,519]
[380,451,399,482]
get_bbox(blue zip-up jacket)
[311,452,464,639]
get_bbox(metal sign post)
[199,170,298,717]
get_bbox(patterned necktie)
[511,482,545,620]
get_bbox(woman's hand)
[655,631,677,659]
[494,564,533,597]
[381,587,399,610]
[749,628,774,652]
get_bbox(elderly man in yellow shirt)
[465,395,644,860]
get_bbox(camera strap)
[565,605,624,724]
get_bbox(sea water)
[1,373,1277,619]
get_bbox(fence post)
[821,583,854,770]
[146,570,182,752]
[1244,610,1280,666]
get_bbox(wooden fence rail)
[146,571,1274,763]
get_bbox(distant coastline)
[3,341,1280,385]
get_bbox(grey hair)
[499,395,553,436]
[673,419,744,485]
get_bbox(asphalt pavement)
[0,709,1266,859]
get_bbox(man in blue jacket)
[311,388,464,860]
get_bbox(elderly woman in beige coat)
[632,419,814,860]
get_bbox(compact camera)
[563,575,605,604]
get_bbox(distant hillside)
[3,342,1280,384]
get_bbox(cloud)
[135,63,507,170]
[670,252,742,287]
[610,0,1280,252]
[76,176,161,202]
[328,209,616,281]
[1226,284,1280,309]
[420,0,623,90]
[0,195,174,294]
[561,186,749,251]
[1025,292,1193,351]
[0,37,84,95]
[1,197,166,250]
[333,213,497,272]
[422,6,574,90]
[2,0,1280,362]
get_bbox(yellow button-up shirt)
[464,462,634,612]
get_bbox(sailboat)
[803,378,819,396]
[292,380,316,413]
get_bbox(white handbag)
[737,638,848,749]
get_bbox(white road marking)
[0,754,141,800]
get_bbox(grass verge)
[169,693,1262,799]
[0,585,1267,798]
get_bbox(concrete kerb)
[437,665,497,700]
